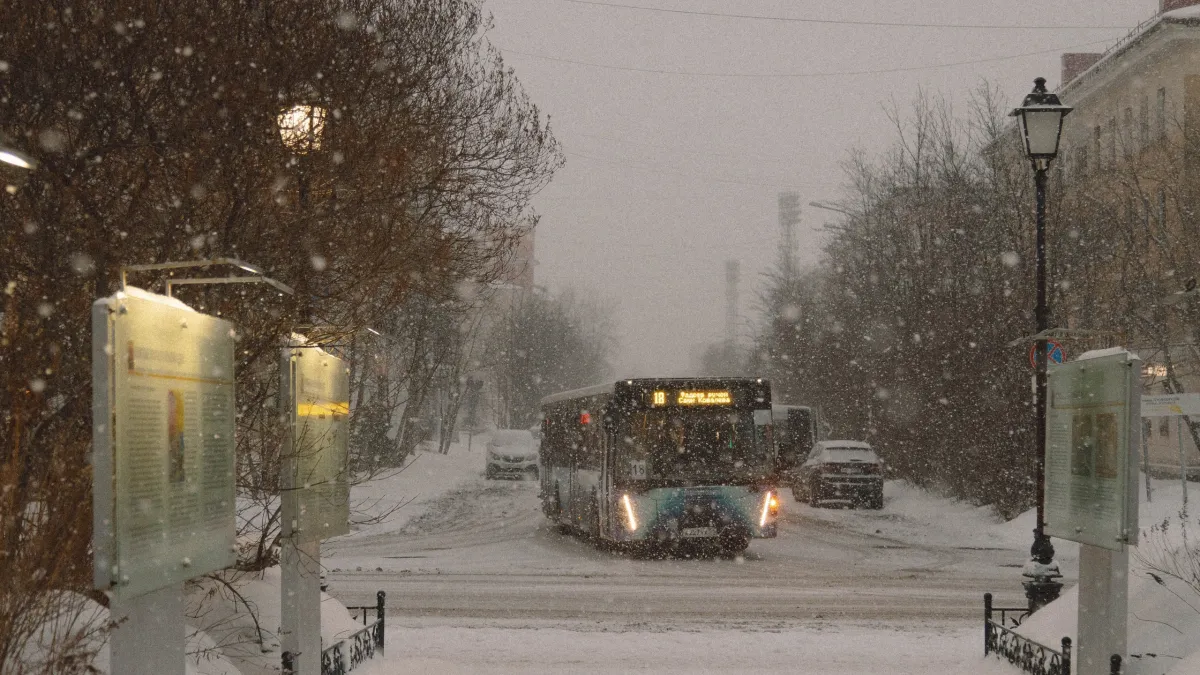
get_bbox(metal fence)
[983,593,1127,675]
[283,590,386,675]
[984,593,1071,675]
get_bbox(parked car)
[485,429,540,480]
[792,440,884,509]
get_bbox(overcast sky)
[484,0,1158,378]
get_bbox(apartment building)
[1054,0,1200,476]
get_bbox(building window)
[1158,87,1167,140]
[1144,418,1153,440]
[1140,97,1150,148]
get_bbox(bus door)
[599,419,616,537]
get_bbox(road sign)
[1029,340,1066,368]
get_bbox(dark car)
[792,440,884,509]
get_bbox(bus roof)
[539,382,616,407]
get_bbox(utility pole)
[725,260,740,354]
[778,192,800,280]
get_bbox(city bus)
[538,377,779,555]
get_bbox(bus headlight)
[622,493,639,531]
[760,491,778,527]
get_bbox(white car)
[485,429,540,480]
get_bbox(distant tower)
[778,192,801,279]
[725,259,740,349]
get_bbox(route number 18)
[629,460,648,479]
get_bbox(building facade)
[1054,0,1200,476]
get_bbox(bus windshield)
[623,409,771,482]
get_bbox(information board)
[92,287,236,600]
[1044,350,1140,551]
[281,341,350,543]
[1141,393,1200,417]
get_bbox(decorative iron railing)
[984,593,1071,675]
[283,590,385,675]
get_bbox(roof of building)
[1062,8,1200,95]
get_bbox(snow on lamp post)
[1010,77,1071,611]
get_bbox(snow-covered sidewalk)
[355,619,1016,675]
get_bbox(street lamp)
[276,103,327,325]
[1010,77,1072,611]
[277,104,327,155]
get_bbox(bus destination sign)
[652,389,733,406]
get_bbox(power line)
[499,38,1115,79]
[560,0,1131,30]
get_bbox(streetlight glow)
[277,104,327,154]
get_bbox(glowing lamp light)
[277,104,328,154]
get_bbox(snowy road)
[325,475,1031,623]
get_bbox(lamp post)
[276,104,327,325]
[1010,77,1072,611]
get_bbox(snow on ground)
[354,619,1012,675]
[341,438,491,539]
[785,479,1082,574]
[999,479,1200,675]
[184,567,366,675]
[334,444,1200,674]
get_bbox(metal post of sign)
[279,346,321,675]
[280,338,351,674]
[1180,417,1189,509]
[1046,350,1140,674]
[109,584,185,675]
[1143,426,1153,503]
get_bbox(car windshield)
[623,409,771,481]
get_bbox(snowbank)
[329,439,491,545]
[185,566,369,674]
[975,479,1200,675]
